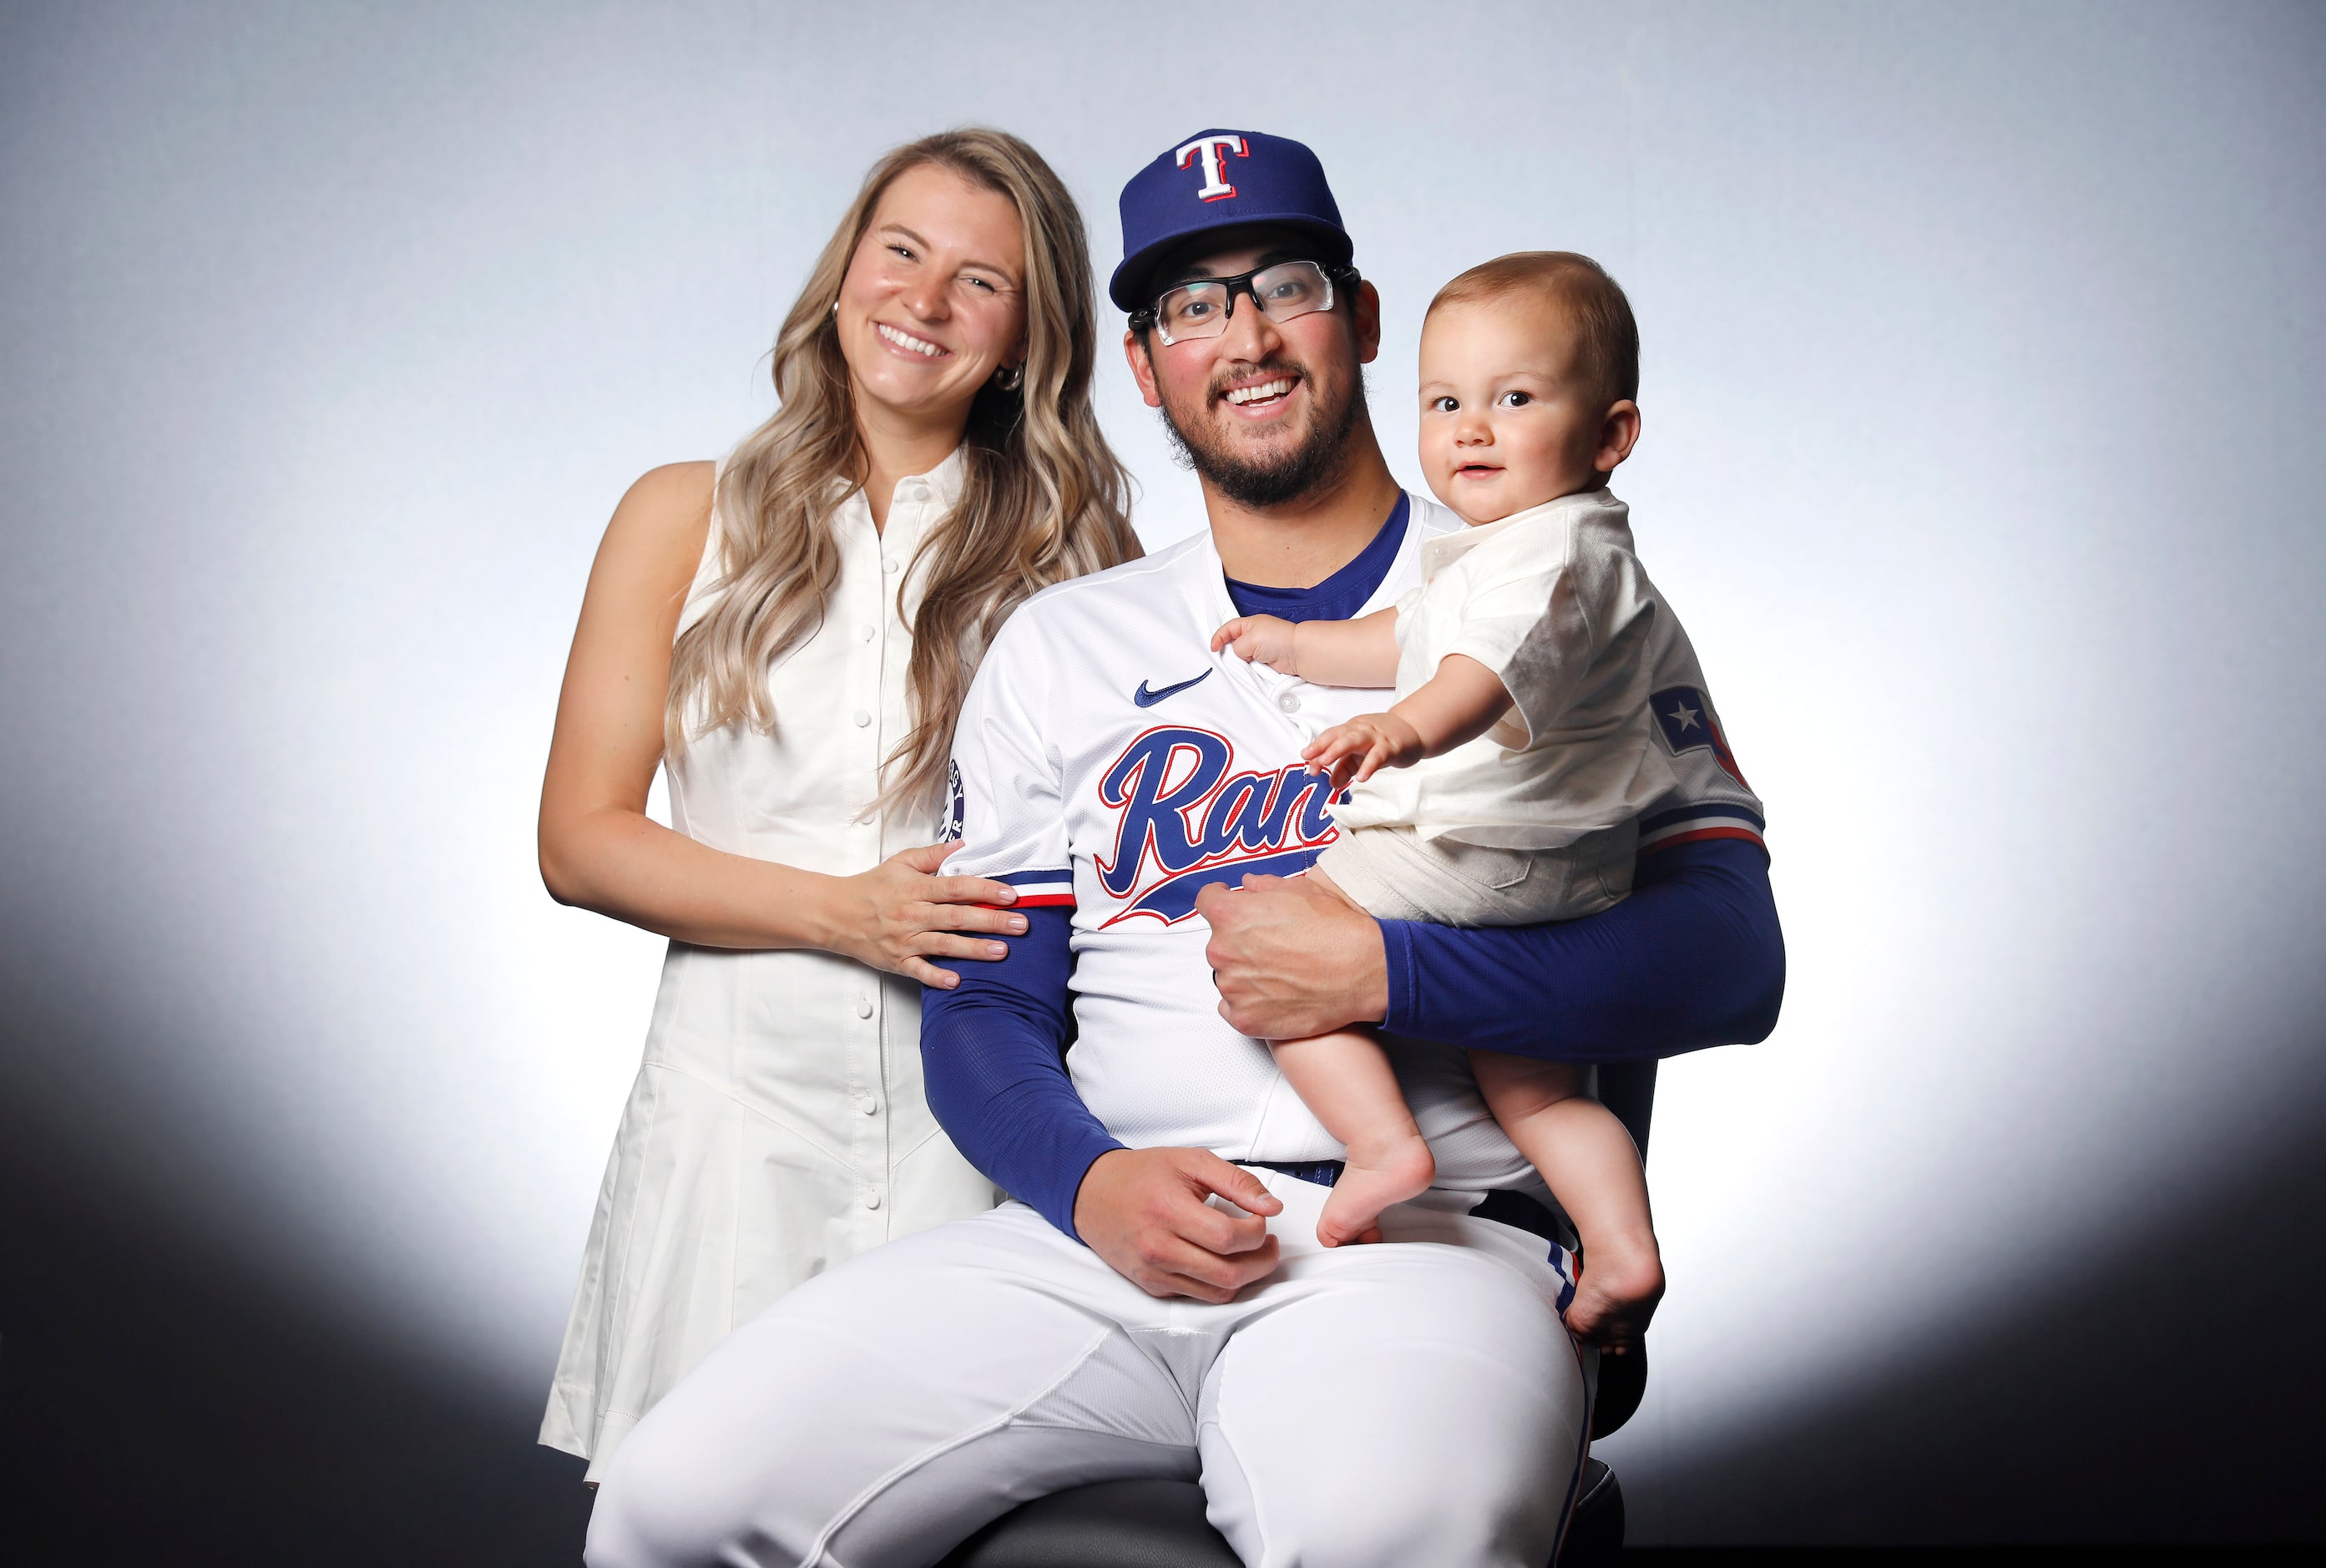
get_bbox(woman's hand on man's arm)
[536,461,1023,980]
[824,844,1027,988]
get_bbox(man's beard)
[1157,357,1365,509]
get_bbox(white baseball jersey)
[943,491,1764,1183]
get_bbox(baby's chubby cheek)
[1418,432,1474,515]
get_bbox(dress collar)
[832,444,968,539]
[920,444,968,509]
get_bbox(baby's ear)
[1599,400,1644,470]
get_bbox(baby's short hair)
[1428,251,1640,408]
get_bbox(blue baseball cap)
[1110,129,1353,313]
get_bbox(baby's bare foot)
[1317,1138,1436,1247]
[1562,1236,1665,1352]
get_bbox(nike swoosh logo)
[1133,671,1212,708]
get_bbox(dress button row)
[852,710,872,728]
[861,1189,882,1211]
[858,624,876,642]
[882,558,901,575]
[857,1093,879,1117]
[854,994,873,1019]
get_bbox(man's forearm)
[1381,837,1784,1059]
[919,908,1124,1237]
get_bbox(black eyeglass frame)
[1128,260,1362,341]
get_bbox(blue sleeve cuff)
[1378,836,1784,1060]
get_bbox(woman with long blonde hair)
[535,129,1138,1479]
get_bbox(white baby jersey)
[1338,489,1685,850]
[942,492,1764,1182]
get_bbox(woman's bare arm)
[537,463,1024,986]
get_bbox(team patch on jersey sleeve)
[1637,802,1765,856]
[1650,685,1750,788]
[993,867,1075,908]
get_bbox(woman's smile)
[874,321,951,361]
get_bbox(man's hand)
[1198,873,1390,1039]
[1073,1147,1284,1302]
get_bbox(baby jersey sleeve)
[1437,515,1646,748]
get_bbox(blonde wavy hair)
[668,129,1140,811]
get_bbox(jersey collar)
[1222,493,1411,625]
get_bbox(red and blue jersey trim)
[994,867,1075,909]
[1549,1242,1580,1317]
[1637,802,1765,857]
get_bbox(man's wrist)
[1373,916,1418,1035]
[1332,906,1393,1029]
[1059,1137,1132,1244]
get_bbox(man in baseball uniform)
[585,129,1782,1568]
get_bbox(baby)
[1212,252,1679,1350]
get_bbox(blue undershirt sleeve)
[1378,837,1785,1060]
[919,906,1121,1242]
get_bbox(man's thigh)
[584,1203,1191,1568]
[1198,1210,1590,1568]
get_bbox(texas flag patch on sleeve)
[1651,685,1750,789]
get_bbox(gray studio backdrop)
[4,0,2322,1547]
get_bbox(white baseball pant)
[584,1168,1594,1568]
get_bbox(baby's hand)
[1211,615,1298,673]
[1303,713,1424,789]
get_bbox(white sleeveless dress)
[540,451,999,1479]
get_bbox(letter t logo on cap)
[1175,134,1247,202]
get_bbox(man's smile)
[1213,367,1305,419]
[1223,376,1296,407]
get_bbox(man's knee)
[1201,1250,1584,1566]
[1207,1427,1569,1568]
[583,1412,802,1568]
[583,1433,721,1568]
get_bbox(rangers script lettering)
[1096,726,1340,925]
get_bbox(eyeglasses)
[1130,260,1358,346]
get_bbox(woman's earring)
[994,363,1023,392]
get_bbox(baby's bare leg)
[1469,1051,1665,1351]
[1266,866,1434,1247]
[1270,1029,1436,1246]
